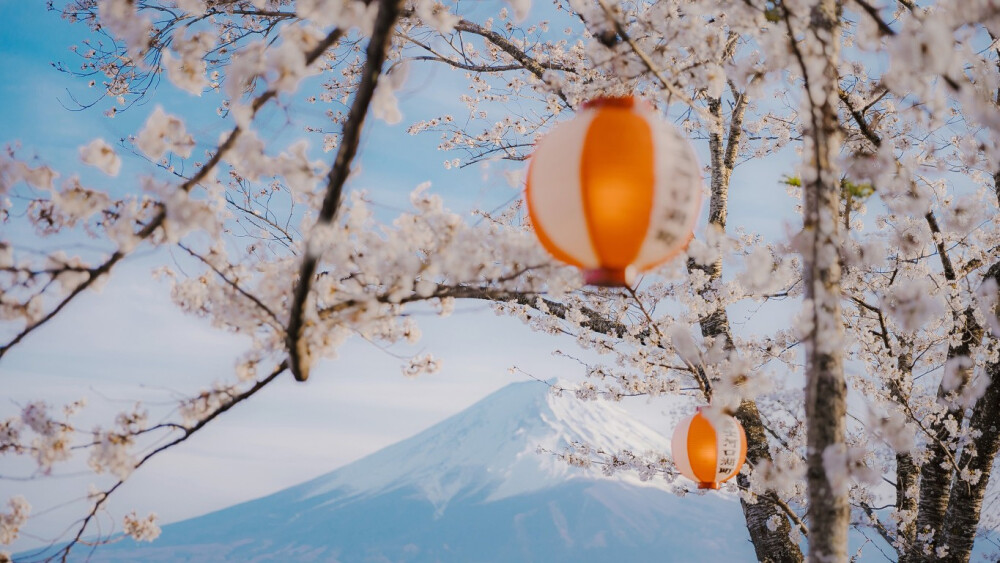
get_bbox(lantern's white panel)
[634,120,704,270]
[670,414,696,483]
[714,417,743,483]
[527,112,600,268]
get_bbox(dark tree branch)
[850,0,897,36]
[838,87,882,148]
[938,318,1000,560]
[452,19,570,105]
[407,54,570,74]
[286,0,403,382]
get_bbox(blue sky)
[0,0,808,552]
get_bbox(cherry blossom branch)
[176,243,283,327]
[894,397,964,475]
[286,0,403,382]
[847,0,972,92]
[593,0,717,126]
[223,192,297,247]
[924,211,957,282]
[324,281,693,388]
[400,31,574,74]
[624,284,709,397]
[854,499,901,550]
[838,87,883,149]
[850,296,892,351]
[0,25,347,362]
[838,83,964,286]
[0,245,131,361]
[450,285,708,392]
[451,19,570,105]
[50,360,288,562]
[406,55,569,74]
[446,287,632,338]
[741,486,810,539]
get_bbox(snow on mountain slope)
[33,380,763,562]
[300,379,676,509]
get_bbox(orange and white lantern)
[671,409,748,490]
[525,96,703,286]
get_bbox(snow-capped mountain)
[300,378,681,508]
[59,381,758,561]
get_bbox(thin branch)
[0,26,346,362]
[407,54,569,73]
[452,19,570,105]
[55,361,288,562]
[593,0,717,125]
[177,243,283,327]
[850,296,892,351]
[764,491,810,538]
[855,500,900,549]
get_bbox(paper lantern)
[671,409,747,490]
[525,96,703,287]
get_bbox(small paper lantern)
[525,96,703,287]
[671,409,747,490]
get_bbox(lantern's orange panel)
[686,413,720,485]
[737,421,748,471]
[525,159,586,268]
[579,109,655,270]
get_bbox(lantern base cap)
[583,267,635,287]
[698,482,721,490]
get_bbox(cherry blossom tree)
[3,0,1000,561]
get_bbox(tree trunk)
[937,365,1000,562]
[908,212,983,560]
[896,452,919,550]
[736,397,807,562]
[903,160,1000,562]
[686,95,804,563]
[935,265,1000,562]
[892,351,919,551]
[797,1,848,560]
[908,308,982,559]
[696,303,805,562]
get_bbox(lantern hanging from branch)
[525,96,703,287]
[671,409,747,490]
